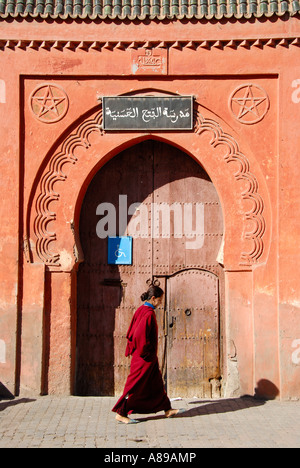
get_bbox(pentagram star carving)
[230,84,270,124]
[30,84,69,123]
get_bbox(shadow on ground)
[0,382,36,411]
[135,396,266,423]
[0,398,36,412]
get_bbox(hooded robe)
[112,303,171,417]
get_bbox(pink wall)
[0,16,299,399]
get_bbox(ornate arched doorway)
[25,99,271,397]
[76,140,224,397]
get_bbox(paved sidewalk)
[0,396,299,448]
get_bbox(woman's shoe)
[165,408,186,418]
[116,414,140,424]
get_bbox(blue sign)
[108,236,133,265]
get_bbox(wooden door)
[166,270,220,398]
[76,141,153,395]
[76,140,223,396]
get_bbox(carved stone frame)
[22,95,272,395]
[27,99,270,272]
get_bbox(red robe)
[112,304,171,416]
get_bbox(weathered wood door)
[76,140,223,396]
[166,270,220,398]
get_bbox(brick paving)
[0,396,300,448]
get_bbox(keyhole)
[169,316,176,328]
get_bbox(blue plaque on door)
[108,236,133,265]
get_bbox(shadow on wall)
[254,379,280,400]
[0,382,14,400]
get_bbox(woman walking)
[112,282,183,424]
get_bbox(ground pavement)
[0,395,299,449]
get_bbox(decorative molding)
[33,109,104,265]
[131,48,168,75]
[30,83,69,123]
[229,83,270,125]
[1,37,300,53]
[194,107,266,264]
[32,102,266,267]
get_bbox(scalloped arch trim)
[32,104,266,267]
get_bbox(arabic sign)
[102,96,193,130]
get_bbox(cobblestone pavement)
[0,396,300,448]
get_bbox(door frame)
[24,96,271,396]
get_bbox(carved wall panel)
[30,83,69,123]
[29,100,268,269]
[229,84,270,125]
